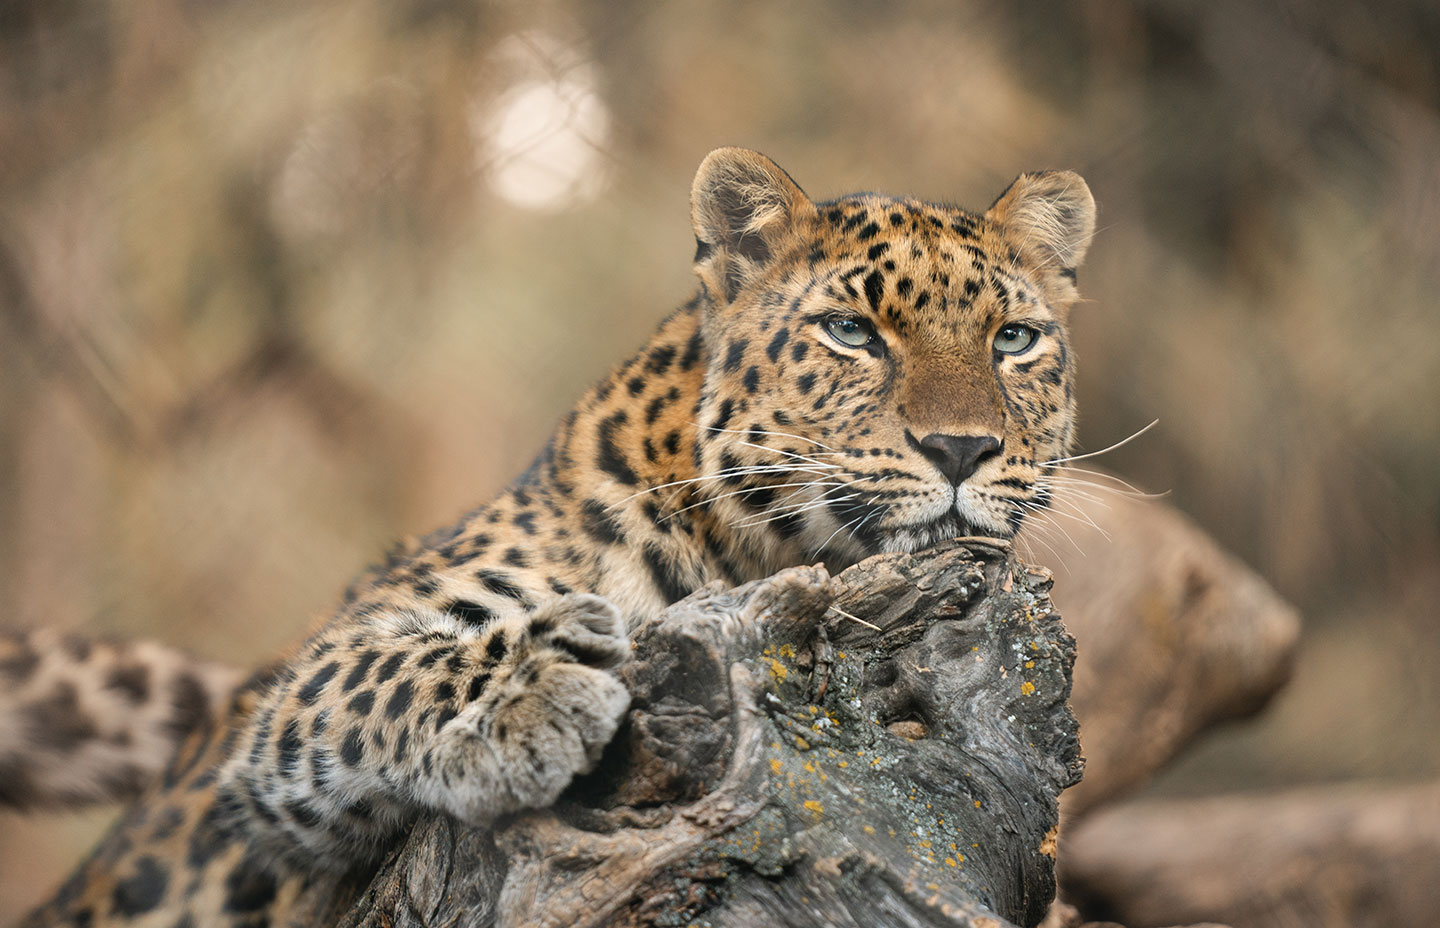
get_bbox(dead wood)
[331,541,1083,928]
[1059,780,1440,928]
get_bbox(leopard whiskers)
[727,469,879,531]
[1018,522,1072,575]
[666,478,850,521]
[849,508,882,548]
[698,424,839,453]
[1037,478,1114,509]
[1016,499,1088,557]
[1038,419,1158,468]
[607,461,838,509]
[731,486,859,530]
[733,440,843,470]
[673,427,878,532]
[1040,468,1168,500]
[611,425,848,512]
[1030,481,1112,540]
[1008,500,1075,573]
[810,506,881,559]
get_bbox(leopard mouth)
[820,491,1019,558]
[881,512,1014,554]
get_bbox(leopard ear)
[691,148,816,303]
[986,170,1096,288]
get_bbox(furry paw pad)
[522,593,629,670]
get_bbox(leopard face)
[689,150,1095,563]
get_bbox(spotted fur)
[0,629,241,810]
[19,149,1095,926]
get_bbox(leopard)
[0,630,241,810]
[12,147,1096,927]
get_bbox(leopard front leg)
[414,594,631,823]
[218,594,631,868]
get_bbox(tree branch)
[335,540,1082,928]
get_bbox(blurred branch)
[1062,780,1440,928]
[0,235,141,445]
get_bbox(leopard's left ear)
[691,148,817,304]
[985,171,1096,294]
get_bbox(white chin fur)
[957,487,1012,537]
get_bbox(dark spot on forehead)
[723,338,748,373]
[765,327,789,362]
[862,271,884,313]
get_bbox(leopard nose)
[910,432,1002,486]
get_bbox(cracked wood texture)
[330,540,1082,928]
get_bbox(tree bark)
[332,540,1083,928]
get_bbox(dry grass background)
[2,0,1438,916]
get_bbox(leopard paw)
[521,593,630,670]
[428,595,630,824]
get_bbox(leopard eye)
[825,316,877,349]
[994,323,1038,355]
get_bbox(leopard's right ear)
[691,148,816,304]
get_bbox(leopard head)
[689,148,1095,563]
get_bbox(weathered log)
[331,541,1083,928]
[1059,780,1440,928]
[1016,484,1300,819]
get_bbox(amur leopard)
[9,148,1096,926]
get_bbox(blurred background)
[2,0,1438,916]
